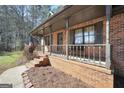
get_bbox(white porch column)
[105,5,112,69]
[49,25,52,55]
[65,18,69,60]
[42,29,45,54]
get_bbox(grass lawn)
[0,51,22,74]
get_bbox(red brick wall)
[110,13,124,72]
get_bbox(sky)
[50,5,60,10]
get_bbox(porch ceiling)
[31,5,105,36]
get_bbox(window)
[51,34,53,45]
[84,26,95,44]
[74,29,83,44]
[57,32,63,52]
[57,32,63,45]
[73,23,103,44]
[95,22,103,44]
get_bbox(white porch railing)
[38,44,108,68]
[68,44,106,67]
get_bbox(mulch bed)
[25,66,92,88]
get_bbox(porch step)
[25,63,34,68]
[30,57,44,66]
[33,57,44,62]
[25,55,50,68]
[30,60,39,65]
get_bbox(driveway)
[0,65,27,88]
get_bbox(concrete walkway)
[0,65,27,88]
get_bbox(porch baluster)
[71,45,72,59]
[93,46,95,63]
[99,46,101,64]
[83,46,85,61]
[61,45,62,56]
[68,46,70,59]
[58,45,59,54]
[70,46,71,59]
[88,47,89,62]
[62,45,64,56]
[89,46,91,62]
[73,45,74,59]
[60,45,61,56]
[56,45,57,54]
[76,46,78,59]
[63,45,65,56]
[61,45,63,56]
[80,46,82,61]
[64,45,66,57]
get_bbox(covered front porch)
[32,5,112,69]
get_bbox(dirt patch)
[26,66,92,88]
[0,67,8,74]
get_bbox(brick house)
[31,5,124,87]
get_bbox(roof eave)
[30,5,72,35]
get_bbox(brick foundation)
[50,56,113,88]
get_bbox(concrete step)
[25,63,34,68]
[33,57,44,62]
[30,60,39,65]
[30,62,38,67]
[25,55,50,68]
[30,58,43,65]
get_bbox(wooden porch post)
[105,5,112,69]
[65,17,69,60]
[49,25,52,55]
[42,29,45,54]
